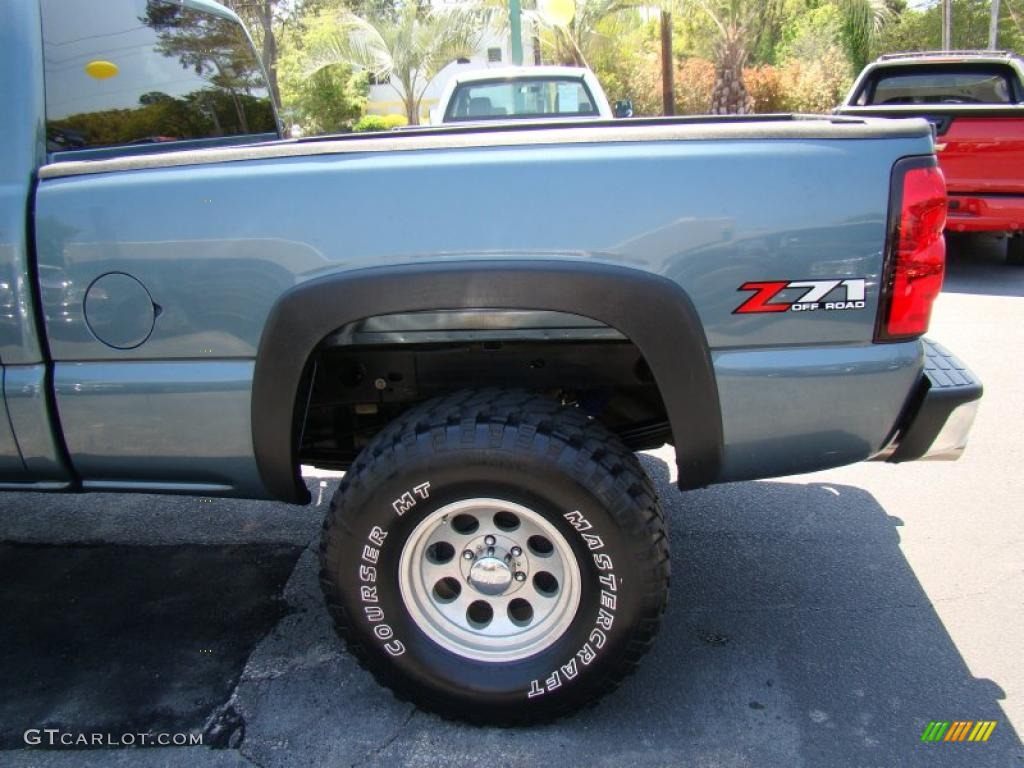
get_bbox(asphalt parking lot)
[1,237,1021,768]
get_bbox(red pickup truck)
[838,51,1024,264]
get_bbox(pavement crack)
[201,547,311,750]
[203,703,247,749]
[350,705,417,768]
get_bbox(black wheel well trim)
[251,260,723,503]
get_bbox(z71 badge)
[734,279,867,314]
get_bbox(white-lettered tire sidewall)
[323,446,651,720]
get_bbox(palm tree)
[307,4,485,125]
[835,0,892,72]
[696,0,758,115]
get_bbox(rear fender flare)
[252,261,722,503]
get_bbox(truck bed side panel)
[36,137,929,356]
[34,134,933,491]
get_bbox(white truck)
[431,65,621,124]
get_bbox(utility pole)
[660,10,674,116]
[509,0,524,66]
[942,0,953,50]
[989,0,1002,49]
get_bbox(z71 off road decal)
[734,279,867,314]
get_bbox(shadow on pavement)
[601,454,1021,768]
[944,233,1024,297]
[0,541,302,751]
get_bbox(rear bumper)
[874,340,982,462]
[947,193,1024,233]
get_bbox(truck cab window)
[866,67,1015,105]
[41,0,276,154]
[445,78,598,121]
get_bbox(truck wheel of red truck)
[318,389,670,724]
[1008,234,1024,266]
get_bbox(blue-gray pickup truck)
[2,0,983,724]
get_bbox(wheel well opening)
[296,331,671,471]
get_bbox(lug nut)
[514,571,526,582]
[510,546,522,557]
[484,535,496,546]
[462,550,475,561]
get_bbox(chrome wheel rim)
[398,498,581,662]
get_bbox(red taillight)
[876,161,947,341]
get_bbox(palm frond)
[305,12,393,80]
[836,0,892,70]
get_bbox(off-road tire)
[319,389,669,724]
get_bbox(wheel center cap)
[468,556,512,596]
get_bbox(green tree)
[143,1,273,132]
[278,11,368,135]
[1008,0,1024,45]
[221,0,286,107]
[306,4,486,124]
[877,0,1024,55]
[221,0,355,108]
[778,2,846,63]
[587,9,658,104]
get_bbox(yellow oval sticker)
[85,60,119,80]
[540,0,575,26]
